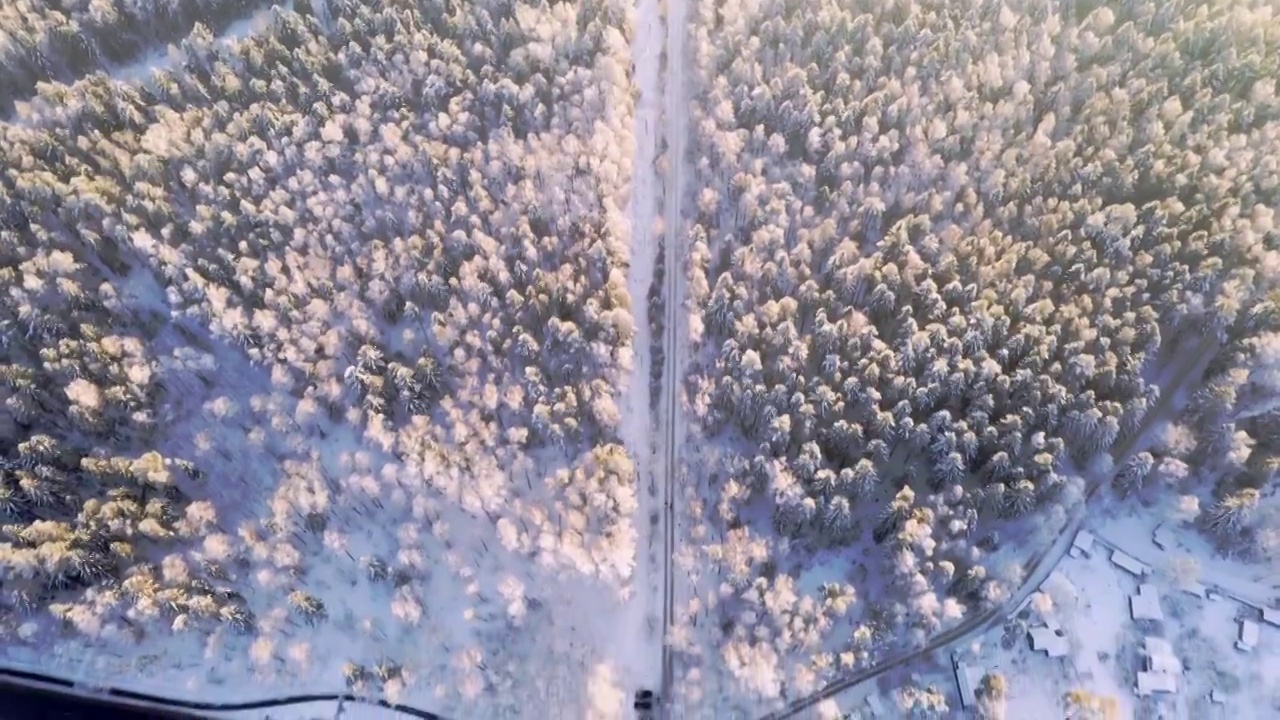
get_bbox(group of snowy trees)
[2,0,641,712]
[0,0,271,117]
[7,0,1280,712]
[679,0,1280,702]
[1140,330,1280,559]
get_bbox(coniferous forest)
[2,0,1279,716]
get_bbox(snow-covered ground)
[670,332,1226,716]
[1093,510,1278,605]
[3,3,652,718]
[994,532,1277,720]
[620,0,667,699]
[834,522,1280,720]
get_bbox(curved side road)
[758,331,1221,720]
[0,667,446,719]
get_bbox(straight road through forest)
[657,0,690,714]
[625,0,667,704]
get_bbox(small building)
[1135,636,1181,697]
[1210,688,1227,705]
[1262,607,1280,628]
[1137,671,1178,696]
[1110,549,1151,577]
[864,693,885,717]
[1153,523,1177,551]
[953,662,982,709]
[1028,626,1070,657]
[1070,530,1096,559]
[1237,619,1260,652]
[1131,583,1165,622]
[1144,637,1181,675]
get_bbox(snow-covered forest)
[1,0,647,716]
[0,0,282,116]
[3,0,1280,716]
[672,0,1280,709]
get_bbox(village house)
[1135,636,1181,697]
[1237,619,1260,652]
[1130,583,1165,622]
[1069,530,1095,559]
[1262,607,1280,628]
[1110,549,1152,577]
[952,661,982,710]
[1028,626,1070,658]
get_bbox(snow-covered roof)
[865,693,885,715]
[1146,650,1182,675]
[1137,670,1178,696]
[1130,583,1165,621]
[1211,688,1227,704]
[1136,636,1181,696]
[1152,523,1177,550]
[1028,627,1070,657]
[954,662,981,708]
[1262,608,1280,627]
[1239,619,1260,649]
[1070,530,1095,557]
[1110,549,1151,577]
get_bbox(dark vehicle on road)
[633,689,657,718]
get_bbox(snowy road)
[658,0,691,714]
[760,331,1222,719]
[622,0,667,702]
[660,0,691,712]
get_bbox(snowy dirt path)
[659,0,691,713]
[620,0,668,702]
